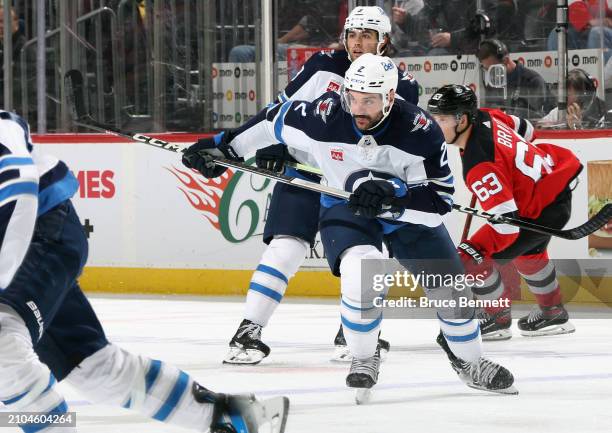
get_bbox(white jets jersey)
[224,93,453,230]
[0,111,78,289]
[276,50,420,168]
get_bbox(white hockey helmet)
[341,53,398,127]
[343,6,392,56]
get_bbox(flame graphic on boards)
[165,166,234,229]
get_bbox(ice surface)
[5,295,612,433]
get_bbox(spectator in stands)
[0,4,27,112]
[229,0,344,62]
[547,0,612,63]
[388,0,426,55]
[478,38,553,119]
[541,68,608,129]
[395,0,521,56]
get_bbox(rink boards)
[33,130,612,301]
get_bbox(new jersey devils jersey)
[462,109,582,255]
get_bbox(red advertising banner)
[286,47,334,79]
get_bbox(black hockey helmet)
[427,84,478,123]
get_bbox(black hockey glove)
[348,179,404,219]
[182,131,240,179]
[255,143,289,173]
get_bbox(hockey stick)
[461,195,478,241]
[64,70,612,240]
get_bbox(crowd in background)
[0,0,611,131]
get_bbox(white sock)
[65,344,213,432]
[0,306,75,432]
[244,236,308,326]
[338,245,386,360]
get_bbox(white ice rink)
[6,294,612,433]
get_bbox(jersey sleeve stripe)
[486,199,518,215]
[489,222,520,235]
[0,181,39,204]
[273,101,292,143]
[0,156,35,172]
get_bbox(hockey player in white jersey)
[0,111,289,432]
[183,54,518,401]
[224,5,419,365]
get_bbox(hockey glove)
[457,241,494,279]
[348,179,405,219]
[255,143,289,173]
[182,131,240,178]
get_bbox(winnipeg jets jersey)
[224,93,453,228]
[462,109,582,255]
[0,111,79,289]
[279,50,419,105]
[277,50,420,167]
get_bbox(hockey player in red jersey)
[428,85,582,338]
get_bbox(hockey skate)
[478,307,513,341]
[346,344,381,405]
[436,332,518,395]
[331,324,390,362]
[224,319,271,365]
[193,383,289,433]
[517,304,575,337]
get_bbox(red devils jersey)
[461,109,582,256]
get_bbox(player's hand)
[255,144,289,173]
[457,241,493,278]
[348,179,403,219]
[182,134,228,178]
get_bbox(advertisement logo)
[424,61,432,73]
[330,147,344,161]
[77,170,115,198]
[166,158,272,243]
[249,90,256,101]
[226,90,233,101]
[544,56,553,68]
[572,54,580,66]
[398,62,406,71]
[212,67,218,79]
[450,60,458,72]
[235,112,242,123]
[234,66,241,78]
[326,80,341,93]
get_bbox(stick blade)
[64,69,88,121]
[571,203,612,240]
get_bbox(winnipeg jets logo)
[315,97,335,123]
[410,113,432,132]
[401,72,416,82]
[330,147,344,161]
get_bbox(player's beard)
[354,114,382,130]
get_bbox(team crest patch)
[330,147,344,161]
[326,81,341,93]
[411,113,432,132]
[315,97,335,123]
